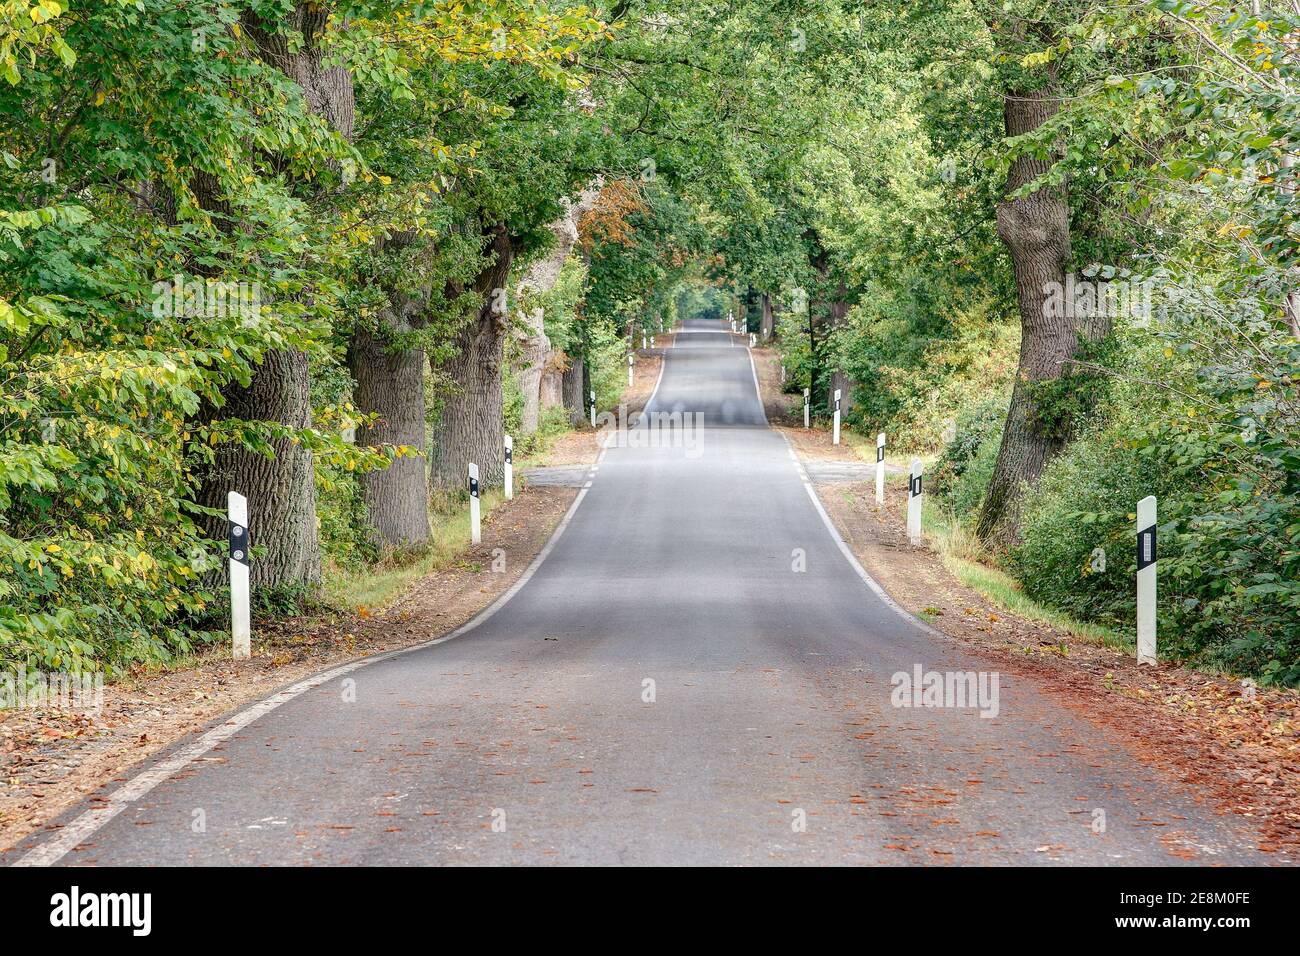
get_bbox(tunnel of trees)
[1,0,1297,684]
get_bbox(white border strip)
[746,344,769,426]
[13,467,597,867]
[639,335,670,419]
[739,343,944,641]
[14,321,685,867]
[798,474,948,641]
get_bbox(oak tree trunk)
[760,292,774,341]
[349,321,430,548]
[431,225,515,489]
[197,351,321,589]
[540,360,564,414]
[514,190,598,434]
[562,355,586,425]
[517,306,549,437]
[194,4,354,592]
[976,85,1074,548]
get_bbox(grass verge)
[920,500,1132,653]
[323,487,510,612]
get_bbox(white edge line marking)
[739,342,932,634]
[15,313,684,866]
[746,345,769,426]
[746,356,945,642]
[640,335,670,418]
[786,436,948,642]
[14,475,598,868]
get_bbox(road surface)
[11,319,1265,865]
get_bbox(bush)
[931,396,1007,516]
[1011,424,1162,629]
[1013,399,1300,685]
[830,288,1018,451]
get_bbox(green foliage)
[1,0,1295,690]
[931,398,1007,518]
[1023,335,1120,442]
[834,291,1018,450]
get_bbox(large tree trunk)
[251,5,433,553]
[516,306,550,437]
[194,4,353,591]
[759,292,775,341]
[826,294,853,416]
[431,224,515,489]
[810,244,853,415]
[976,84,1074,547]
[348,318,430,547]
[346,232,436,550]
[515,188,600,434]
[562,355,586,425]
[540,357,564,414]
[198,351,320,589]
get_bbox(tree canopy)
[1,0,1296,682]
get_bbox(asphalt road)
[12,319,1266,866]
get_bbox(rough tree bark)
[514,188,598,435]
[539,355,565,415]
[562,356,586,425]
[430,224,515,488]
[516,305,551,438]
[252,5,433,552]
[347,288,430,548]
[197,352,320,589]
[759,292,775,341]
[975,82,1075,548]
[811,242,854,415]
[193,4,354,590]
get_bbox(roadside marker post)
[907,459,923,545]
[749,333,756,347]
[228,491,251,660]
[504,435,513,501]
[803,388,810,429]
[589,389,596,428]
[642,332,648,350]
[875,432,886,505]
[628,353,634,387]
[468,464,481,545]
[1136,495,1157,665]
[832,388,842,445]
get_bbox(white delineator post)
[875,432,886,505]
[503,435,513,501]
[628,353,634,388]
[749,332,756,348]
[907,459,923,545]
[228,491,251,660]
[803,388,810,429]
[1136,495,1157,666]
[589,389,596,428]
[468,463,481,545]
[832,388,842,445]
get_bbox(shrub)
[931,396,1007,514]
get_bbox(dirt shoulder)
[1,483,583,856]
[0,339,678,854]
[760,355,1300,855]
[751,345,801,426]
[525,337,668,469]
